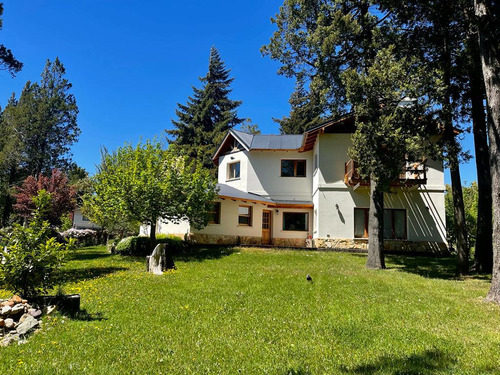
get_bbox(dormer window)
[227,161,240,180]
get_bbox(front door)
[262,210,272,245]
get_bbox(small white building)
[72,208,101,230]
[150,116,447,252]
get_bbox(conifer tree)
[167,47,244,171]
[0,3,22,76]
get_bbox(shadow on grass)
[69,250,112,262]
[340,349,455,374]
[65,309,107,322]
[59,266,128,284]
[282,368,311,375]
[174,245,236,263]
[387,255,490,281]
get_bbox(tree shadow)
[387,255,490,281]
[69,250,112,262]
[340,348,455,374]
[65,309,107,322]
[281,368,311,375]
[59,266,128,284]
[174,245,236,263]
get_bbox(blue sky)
[1,1,476,184]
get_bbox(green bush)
[115,236,151,256]
[0,191,75,298]
[115,234,185,256]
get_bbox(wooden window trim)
[282,212,309,231]
[238,205,252,226]
[281,159,307,178]
[208,202,221,225]
[227,161,241,181]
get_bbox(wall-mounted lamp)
[275,209,279,214]
[230,156,235,160]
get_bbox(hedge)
[115,234,185,256]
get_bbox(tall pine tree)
[167,47,244,171]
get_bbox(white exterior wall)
[73,208,100,229]
[217,150,249,192]
[245,150,313,200]
[313,133,446,244]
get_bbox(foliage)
[13,169,76,226]
[239,119,261,135]
[84,138,217,243]
[445,183,479,249]
[0,190,74,297]
[115,236,151,256]
[0,3,22,76]
[1,245,499,373]
[167,47,244,171]
[60,228,100,248]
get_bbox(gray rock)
[15,315,38,335]
[11,304,25,315]
[19,313,30,323]
[1,305,12,315]
[4,318,14,329]
[28,308,42,318]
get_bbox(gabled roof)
[212,129,304,164]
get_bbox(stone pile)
[0,295,45,346]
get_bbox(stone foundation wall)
[314,238,448,254]
[188,233,308,248]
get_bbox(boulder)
[28,309,42,318]
[10,304,25,315]
[10,295,22,304]
[1,305,12,315]
[16,315,39,335]
[4,318,14,329]
[18,313,30,323]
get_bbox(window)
[227,161,240,180]
[384,209,407,239]
[82,215,90,222]
[207,202,221,224]
[238,205,252,226]
[353,208,407,239]
[354,208,369,238]
[283,212,309,231]
[281,160,306,177]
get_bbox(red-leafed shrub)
[14,169,76,226]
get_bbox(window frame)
[207,202,221,225]
[227,161,241,180]
[280,159,307,178]
[282,212,309,232]
[353,208,407,240]
[238,205,252,226]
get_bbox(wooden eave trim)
[268,203,314,209]
[251,148,302,152]
[218,195,272,206]
[218,194,313,209]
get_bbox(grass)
[1,245,500,374]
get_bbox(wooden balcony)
[344,159,427,188]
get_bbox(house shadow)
[58,266,128,284]
[174,245,236,263]
[387,255,490,281]
[340,348,455,374]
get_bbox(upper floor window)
[207,202,221,224]
[238,205,252,226]
[281,159,306,177]
[227,161,240,180]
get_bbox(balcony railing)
[344,159,427,187]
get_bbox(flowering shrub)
[60,228,99,247]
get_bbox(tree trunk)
[475,0,500,302]
[469,44,493,273]
[450,158,470,276]
[366,178,385,269]
[149,219,157,252]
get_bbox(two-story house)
[151,115,447,252]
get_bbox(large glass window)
[238,205,252,226]
[281,160,306,177]
[207,202,221,224]
[354,208,369,238]
[283,212,309,231]
[354,208,407,239]
[227,161,240,180]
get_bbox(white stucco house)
[72,208,101,230]
[145,115,447,252]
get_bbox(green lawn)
[2,246,500,374]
